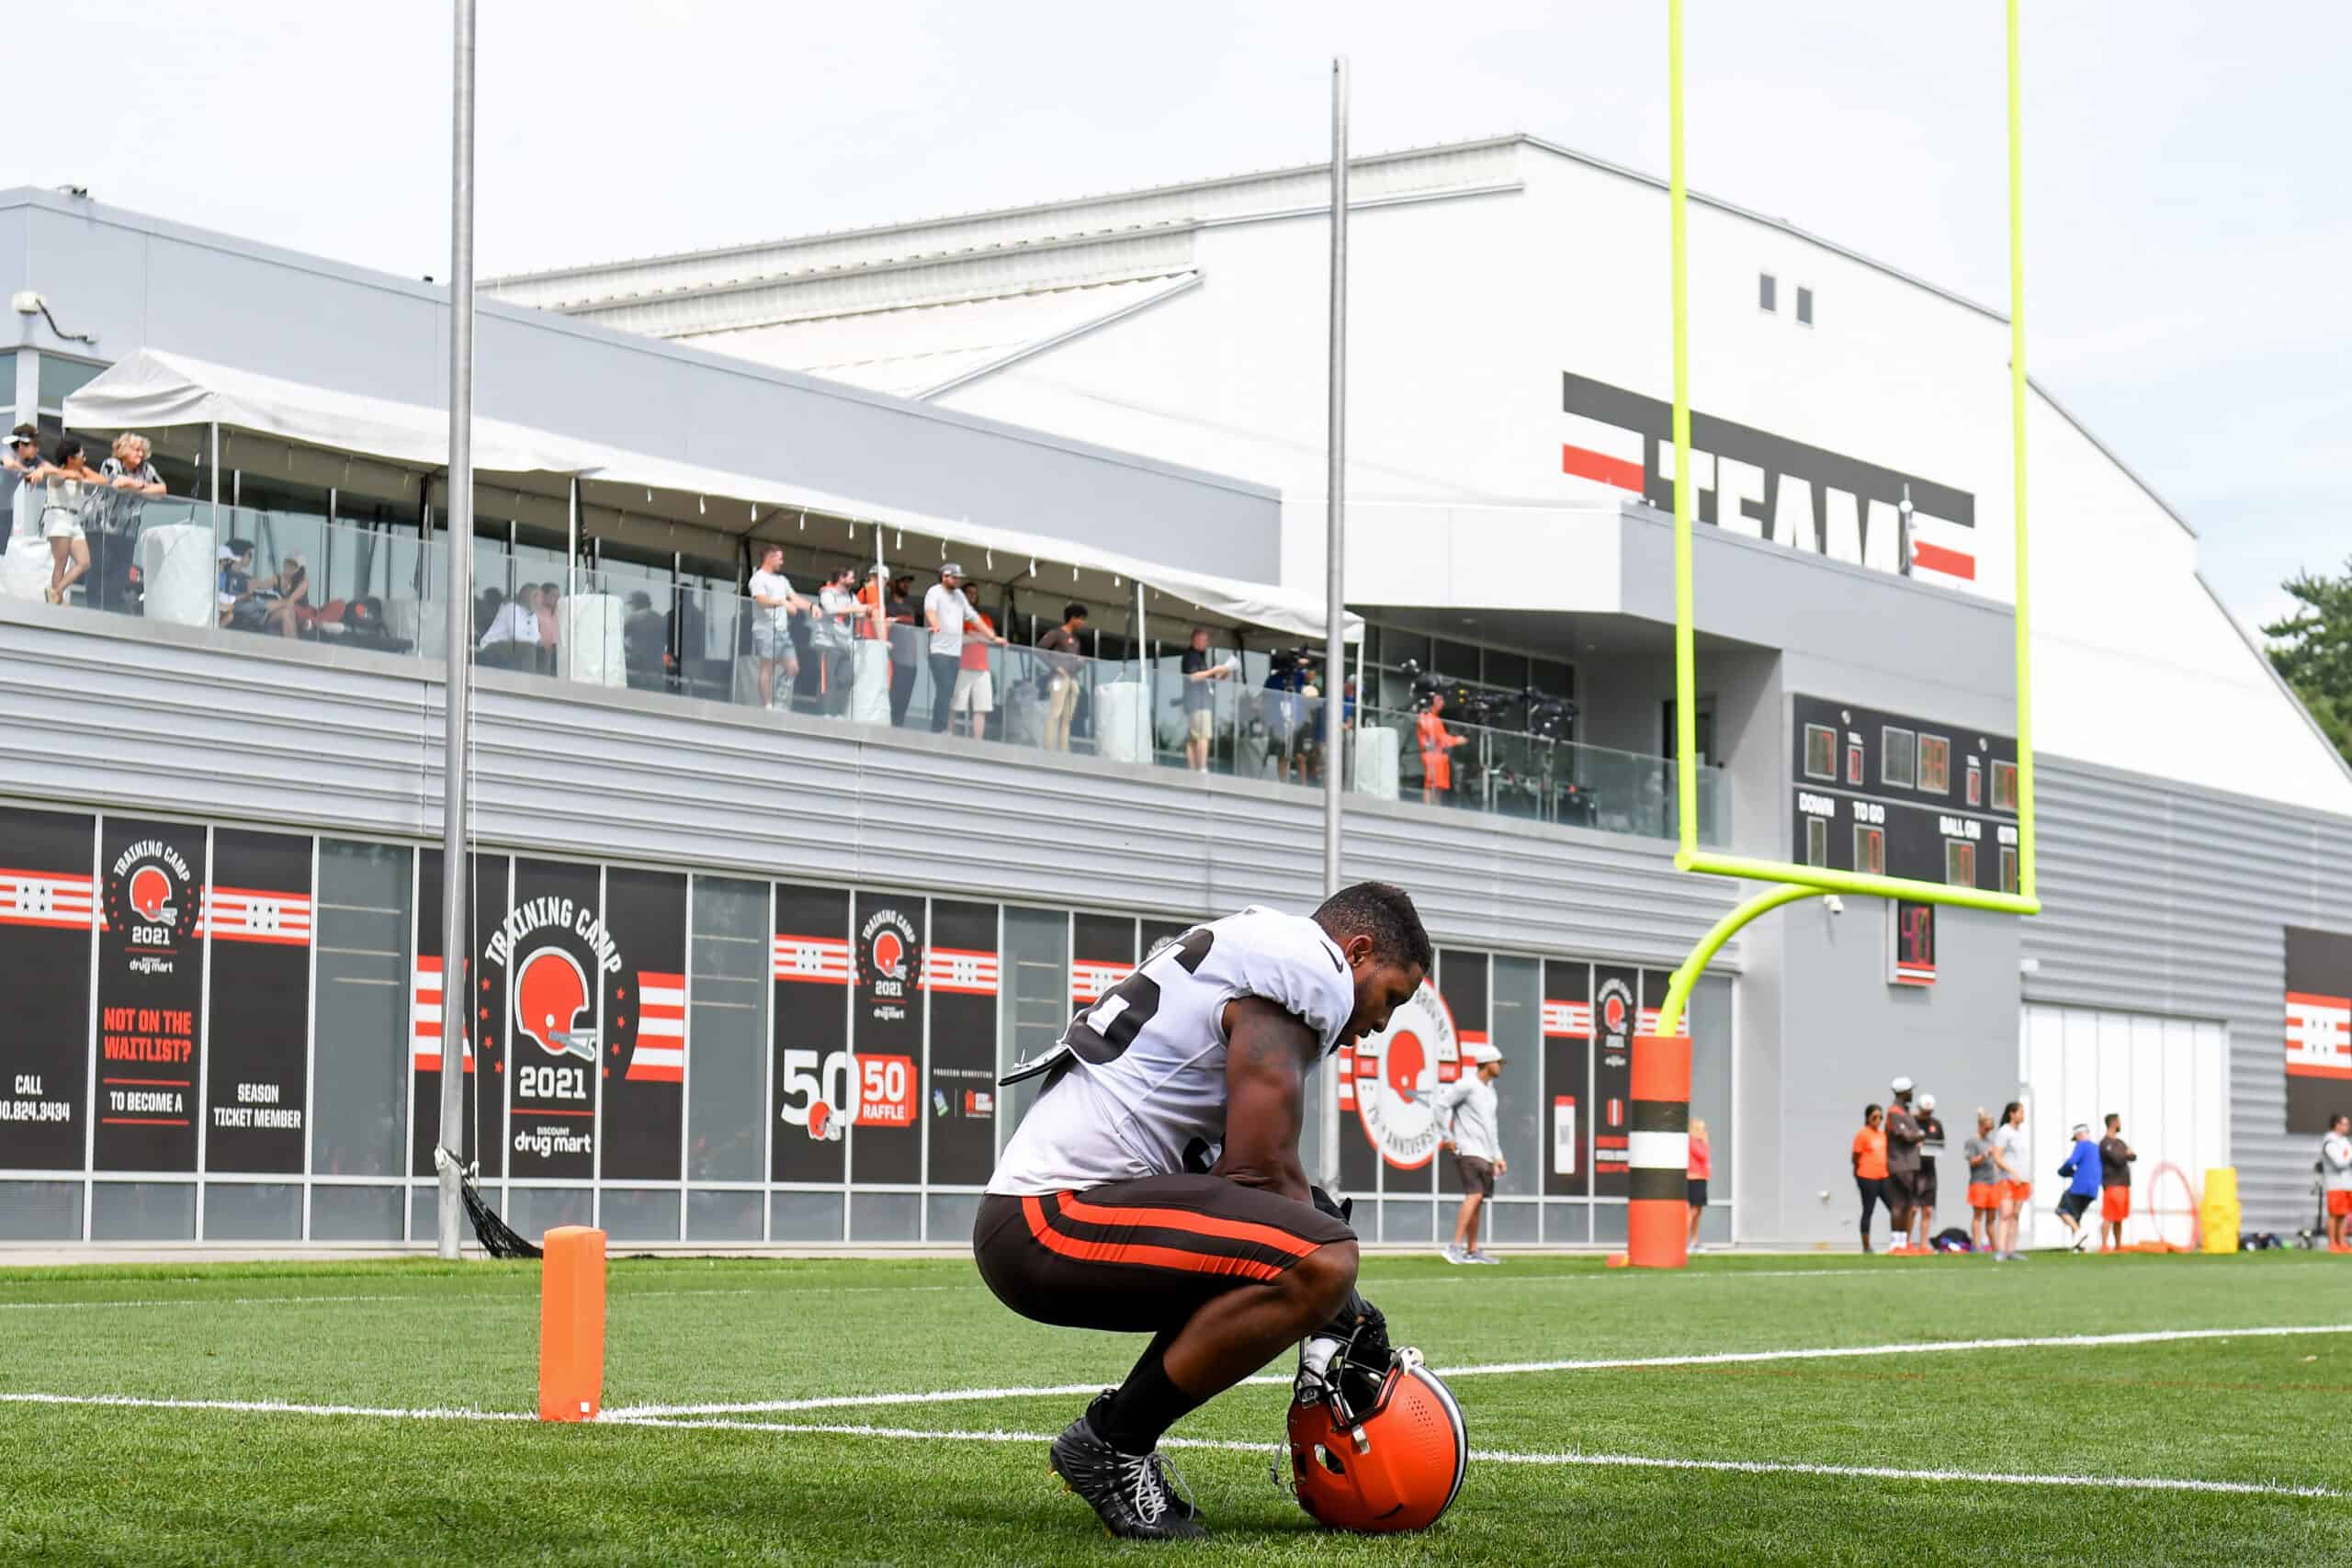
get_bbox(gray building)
[3,186,2341,1251]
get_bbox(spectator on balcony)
[342,595,408,654]
[953,597,1000,739]
[81,433,165,615]
[1179,626,1236,771]
[480,581,542,668]
[33,438,103,606]
[623,590,667,691]
[885,571,921,728]
[748,543,806,710]
[1037,602,1089,752]
[1416,691,1467,806]
[815,565,860,716]
[925,563,1001,735]
[258,554,313,639]
[857,564,888,640]
[535,581,561,674]
[1263,654,1314,784]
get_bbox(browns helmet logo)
[856,907,922,1023]
[514,945,598,1060]
[104,835,200,970]
[1350,980,1459,1170]
[1595,975,1634,1050]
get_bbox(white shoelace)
[1118,1450,1193,1525]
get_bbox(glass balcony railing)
[4,498,1728,848]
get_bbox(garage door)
[2018,1006,2228,1249]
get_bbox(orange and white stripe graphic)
[773,934,852,985]
[924,947,1000,997]
[0,869,95,931]
[626,970,686,1082]
[1542,999,1593,1039]
[1559,412,1647,494]
[1637,1008,1691,1039]
[411,956,472,1074]
[1071,960,1134,1005]
[2286,991,2352,1079]
[198,886,313,946]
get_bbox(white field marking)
[1,1392,2332,1500]
[593,1416,2343,1500]
[0,1284,977,1314]
[602,1323,2352,1418]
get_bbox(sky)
[5,1,2343,632]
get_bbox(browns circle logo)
[1351,980,1460,1170]
[105,837,199,976]
[514,946,597,1061]
[1595,974,1635,1063]
[857,907,922,1022]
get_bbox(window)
[1992,759,2019,811]
[1846,741,1863,786]
[1796,287,1814,326]
[1758,274,1778,312]
[2000,845,2020,895]
[1804,723,1837,781]
[1854,825,1885,875]
[1946,840,1977,887]
[1805,816,1828,867]
[1882,727,1916,788]
[1917,734,1950,794]
[1966,760,1983,807]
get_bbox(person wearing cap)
[884,572,921,726]
[1882,1077,1925,1249]
[923,562,1001,735]
[1429,1041,1509,1263]
[1963,1107,2002,1254]
[2056,1121,2102,1251]
[1910,1090,1946,1249]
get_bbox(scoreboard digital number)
[1790,695,2019,907]
[1888,901,1936,987]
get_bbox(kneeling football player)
[974,882,1430,1540]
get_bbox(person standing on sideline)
[924,563,1001,734]
[2098,1113,2137,1252]
[2056,1122,2101,1251]
[2321,1112,2352,1253]
[1991,1100,2030,1260]
[1912,1091,1946,1249]
[747,544,805,710]
[1963,1109,2001,1254]
[1851,1103,1888,1253]
[1429,1043,1508,1264]
[1686,1117,1712,1252]
[1179,626,1236,771]
[1883,1078,1924,1247]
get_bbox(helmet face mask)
[1283,1346,1466,1534]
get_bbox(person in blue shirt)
[2055,1122,2102,1253]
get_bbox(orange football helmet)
[1285,1346,1466,1533]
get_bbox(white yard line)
[605,1323,2352,1417]
[0,1393,2328,1500]
[0,1284,980,1313]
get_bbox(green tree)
[2265,561,2352,763]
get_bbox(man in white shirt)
[1430,1042,1509,1264]
[478,584,540,668]
[978,882,1430,1540]
[922,562,1000,733]
[2322,1112,2352,1253]
[747,544,805,710]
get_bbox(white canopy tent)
[64,349,1358,645]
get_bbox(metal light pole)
[1318,57,1350,1189]
[436,0,478,1259]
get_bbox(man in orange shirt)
[1850,1102,1887,1253]
[1417,692,1468,806]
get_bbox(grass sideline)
[1,1250,2346,1565]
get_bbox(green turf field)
[2,1249,2347,1565]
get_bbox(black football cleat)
[1048,1394,1204,1540]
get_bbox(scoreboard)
[1789,694,2021,897]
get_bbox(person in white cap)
[1911,1091,1946,1249]
[1882,1076,1925,1249]
[1430,1043,1508,1264]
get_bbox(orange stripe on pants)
[1023,1195,1285,1282]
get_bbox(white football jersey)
[987,906,1354,1195]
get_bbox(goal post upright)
[1653,0,2040,1042]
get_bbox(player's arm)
[1211,997,1318,1205]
